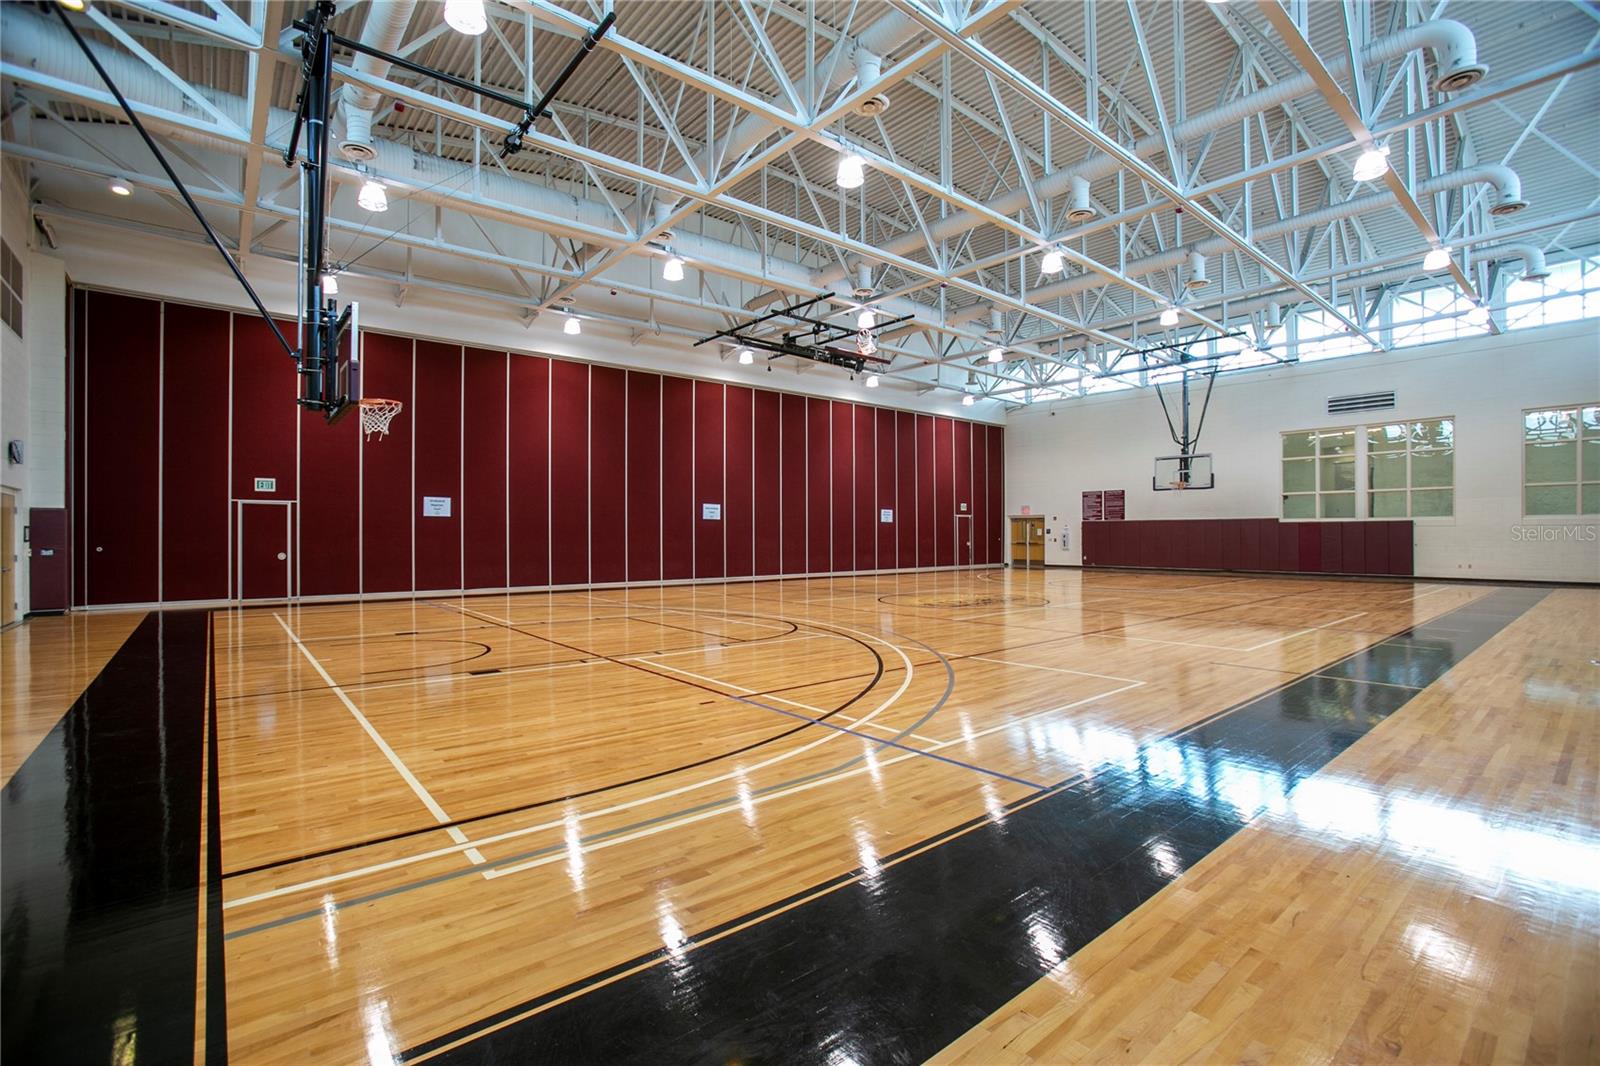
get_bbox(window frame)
[1520,402,1600,520]
[1282,415,1456,523]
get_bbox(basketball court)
[2,1,1597,1063]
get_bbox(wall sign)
[702,502,722,520]
[880,508,894,523]
[422,496,452,517]
[253,477,276,493]
[1082,491,1103,521]
[1104,489,1126,520]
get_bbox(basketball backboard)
[1153,453,1214,491]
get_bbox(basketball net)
[358,397,404,441]
[1168,480,1189,491]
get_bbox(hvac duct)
[818,19,1491,288]
[1482,243,1550,279]
[339,0,419,162]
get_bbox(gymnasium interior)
[1,0,1596,1062]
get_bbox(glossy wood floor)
[4,569,1595,1064]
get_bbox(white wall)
[1006,320,1600,583]
[0,159,70,617]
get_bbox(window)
[1367,418,1454,517]
[0,239,21,338]
[1523,404,1600,516]
[1282,428,1356,518]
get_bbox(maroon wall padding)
[84,292,161,605]
[875,407,896,570]
[780,393,808,575]
[970,422,988,564]
[161,303,230,602]
[462,348,508,590]
[953,420,972,565]
[932,417,953,567]
[71,292,1005,604]
[1083,518,1413,577]
[232,314,299,505]
[694,381,725,579]
[625,370,662,582]
[831,401,854,574]
[71,291,87,604]
[549,359,589,585]
[807,398,831,573]
[725,385,754,579]
[987,425,1004,565]
[915,414,935,568]
[239,502,291,599]
[1389,522,1413,576]
[28,508,68,612]
[413,341,463,591]
[361,334,414,592]
[298,405,360,597]
[661,375,694,581]
[896,411,917,567]
[508,354,550,588]
[752,389,782,576]
[589,365,628,584]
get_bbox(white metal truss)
[1,0,1596,405]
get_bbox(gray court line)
[225,631,960,941]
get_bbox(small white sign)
[253,477,276,493]
[880,508,894,523]
[422,496,452,518]
[960,502,969,512]
[702,502,722,520]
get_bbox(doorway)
[954,514,974,567]
[1,491,14,626]
[237,501,293,600]
[1009,516,1045,569]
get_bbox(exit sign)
[254,477,276,492]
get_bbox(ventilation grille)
[1328,390,1396,414]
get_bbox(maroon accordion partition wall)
[68,289,1005,606]
[1081,518,1414,577]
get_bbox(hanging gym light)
[1160,307,1180,327]
[443,0,487,36]
[1423,246,1452,271]
[857,308,876,329]
[1039,248,1065,275]
[357,179,388,212]
[986,346,1004,363]
[662,255,685,282]
[108,175,132,196]
[737,348,753,365]
[563,312,582,335]
[836,152,866,189]
[961,394,975,407]
[865,374,879,388]
[321,273,339,295]
[1352,143,1391,182]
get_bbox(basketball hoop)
[1168,480,1189,491]
[358,397,404,441]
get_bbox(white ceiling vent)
[1328,390,1396,414]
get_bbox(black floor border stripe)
[401,586,1548,1064]
[205,612,229,1064]
[1,609,212,1065]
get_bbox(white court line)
[967,656,1145,686]
[228,611,919,908]
[834,712,944,746]
[481,677,1147,881]
[631,631,843,661]
[272,614,486,866]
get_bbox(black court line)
[1,610,212,1065]
[401,586,1548,1064]
[223,620,886,880]
[205,615,229,1064]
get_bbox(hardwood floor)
[0,608,144,781]
[2,569,1594,1064]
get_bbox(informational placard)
[422,496,452,517]
[254,477,276,493]
[880,508,894,523]
[959,501,968,512]
[1082,490,1103,521]
[702,502,722,520]
[1104,489,1126,520]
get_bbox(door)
[1,492,14,626]
[238,501,292,600]
[954,514,974,567]
[1009,516,1045,569]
